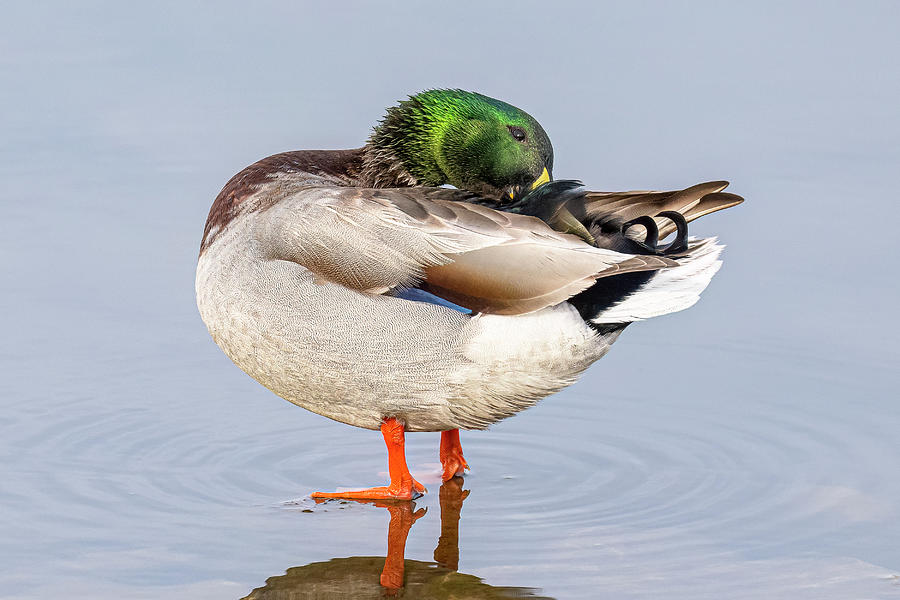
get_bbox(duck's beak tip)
[530,167,551,190]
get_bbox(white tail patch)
[591,237,725,324]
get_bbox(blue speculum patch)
[392,287,473,314]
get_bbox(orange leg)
[311,418,426,500]
[439,429,470,481]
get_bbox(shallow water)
[2,3,900,599]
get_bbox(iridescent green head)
[367,89,553,200]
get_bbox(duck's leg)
[439,429,470,481]
[311,418,426,500]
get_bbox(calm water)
[2,3,899,599]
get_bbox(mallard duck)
[195,89,742,500]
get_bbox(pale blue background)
[2,2,899,598]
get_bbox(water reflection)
[242,478,552,599]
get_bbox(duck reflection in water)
[242,478,552,599]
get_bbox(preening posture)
[196,90,742,499]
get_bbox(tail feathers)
[583,183,744,240]
[589,237,724,324]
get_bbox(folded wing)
[257,186,675,316]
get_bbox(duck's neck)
[358,142,421,188]
[358,101,449,189]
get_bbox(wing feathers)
[426,246,675,315]
[258,185,670,315]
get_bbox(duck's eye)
[508,126,527,142]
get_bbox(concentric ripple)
[2,343,898,598]
[447,349,898,564]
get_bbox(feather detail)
[579,181,743,240]
[256,183,673,316]
[588,237,725,323]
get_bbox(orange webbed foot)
[311,418,427,501]
[310,483,424,501]
[440,429,469,481]
[441,455,469,481]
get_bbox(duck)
[195,89,743,500]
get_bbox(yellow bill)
[531,167,551,190]
[507,167,552,200]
